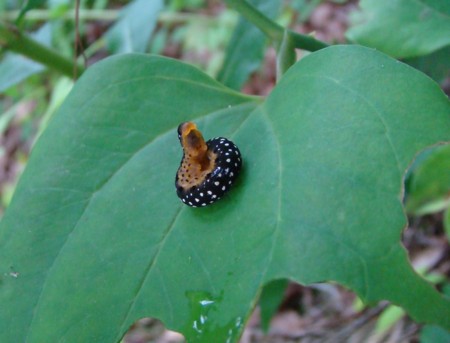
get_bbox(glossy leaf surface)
[346,0,450,58]
[1,46,449,343]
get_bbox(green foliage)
[406,46,450,84]
[0,24,50,93]
[217,0,282,90]
[105,0,164,54]
[1,46,449,342]
[420,285,450,343]
[420,325,450,343]
[375,305,405,335]
[406,145,450,215]
[445,208,450,240]
[259,279,288,331]
[346,0,450,58]
[17,0,47,23]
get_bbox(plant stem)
[0,10,229,25]
[0,9,120,21]
[0,22,83,78]
[224,0,281,39]
[224,0,328,52]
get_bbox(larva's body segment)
[175,122,242,207]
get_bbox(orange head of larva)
[176,122,217,191]
[177,122,208,158]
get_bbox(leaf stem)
[0,22,83,78]
[224,0,328,52]
[277,30,297,80]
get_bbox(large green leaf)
[1,46,450,343]
[346,0,450,58]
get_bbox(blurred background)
[0,1,449,342]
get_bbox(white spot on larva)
[207,190,212,195]
[225,153,229,156]
[235,163,238,166]
[226,159,231,163]
[237,158,241,161]
[195,198,200,202]
[225,143,229,146]
[214,181,220,186]
[230,172,234,177]
[218,173,222,177]
[182,199,186,202]
[222,186,226,191]
[212,195,217,199]
[225,168,229,173]
[189,202,193,205]
[228,181,232,184]
[200,193,204,197]
[235,150,238,155]
[210,200,214,204]
[201,203,207,206]
[192,205,197,208]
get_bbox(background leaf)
[259,278,288,331]
[105,0,164,54]
[0,23,51,92]
[1,46,449,343]
[405,45,450,84]
[420,325,450,343]
[17,0,47,23]
[346,0,450,58]
[405,144,450,215]
[217,0,282,90]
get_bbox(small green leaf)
[406,145,450,215]
[16,0,47,23]
[0,23,51,92]
[259,279,289,331]
[444,207,450,241]
[217,0,282,90]
[420,325,450,343]
[375,305,405,335]
[346,0,450,58]
[405,46,450,84]
[105,0,164,54]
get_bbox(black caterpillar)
[175,122,242,207]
